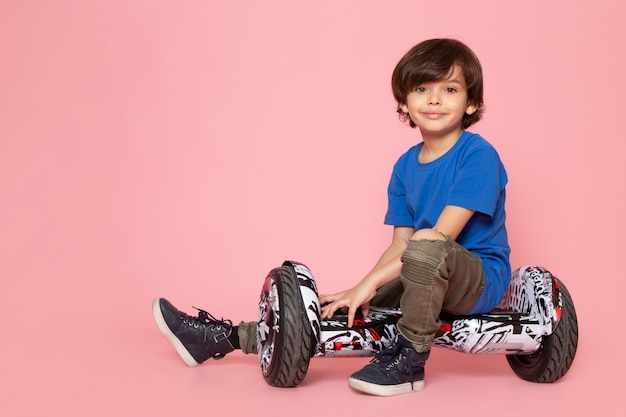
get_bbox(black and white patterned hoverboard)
[257,260,578,387]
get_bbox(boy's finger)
[347,306,357,328]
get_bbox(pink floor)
[1,270,614,416]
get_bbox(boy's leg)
[237,321,258,354]
[349,235,484,396]
[369,277,404,308]
[398,236,484,352]
[153,297,260,365]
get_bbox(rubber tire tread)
[262,266,315,387]
[506,278,578,382]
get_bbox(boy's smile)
[421,111,447,119]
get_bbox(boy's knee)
[401,239,447,283]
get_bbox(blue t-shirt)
[384,131,511,314]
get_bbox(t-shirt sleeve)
[447,146,508,217]
[384,160,414,226]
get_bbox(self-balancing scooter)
[257,261,578,387]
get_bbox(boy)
[153,38,510,396]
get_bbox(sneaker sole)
[348,377,425,396]
[152,298,200,367]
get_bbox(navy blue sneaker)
[152,298,235,366]
[348,334,430,396]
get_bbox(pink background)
[1,1,624,415]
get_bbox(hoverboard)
[257,261,578,387]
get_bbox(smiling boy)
[319,38,510,395]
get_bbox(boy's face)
[400,66,476,139]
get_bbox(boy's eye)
[414,86,427,93]
[444,87,457,93]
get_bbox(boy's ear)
[465,101,477,115]
[399,104,409,114]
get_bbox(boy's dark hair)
[391,38,484,129]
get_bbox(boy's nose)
[428,91,441,105]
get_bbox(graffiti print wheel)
[257,265,316,387]
[506,278,578,382]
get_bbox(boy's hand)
[319,281,377,328]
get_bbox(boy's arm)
[432,205,475,240]
[407,205,475,241]
[371,225,415,273]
